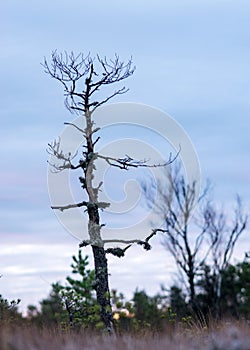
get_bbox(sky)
[1,0,250,313]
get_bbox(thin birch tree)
[143,164,211,312]
[203,196,248,318]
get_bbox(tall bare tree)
[143,164,210,312]
[43,51,173,331]
[203,196,248,318]
[143,164,248,316]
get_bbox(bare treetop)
[42,51,135,114]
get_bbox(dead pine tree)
[43,51,175,332]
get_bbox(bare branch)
[51,200,110,212]
[205,196,248,272]
[47,138,79,172]
[64,122,85,134]
[51,201,88,212]
[42,51,135,115]
[98,150,179,170]
[92,87,128,113]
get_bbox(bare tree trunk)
[91,245,113,330]
[215,273,222,320]
[188,272,196,312]
[87,202,113,331]
[84,102,113,331]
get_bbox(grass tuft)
[0,320,250,350]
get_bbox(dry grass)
[1,321,250,350]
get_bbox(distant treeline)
[1,250,250,332]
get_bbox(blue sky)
[1,0,250,312]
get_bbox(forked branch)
[98,149,179,170]
[42,51,135,114]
